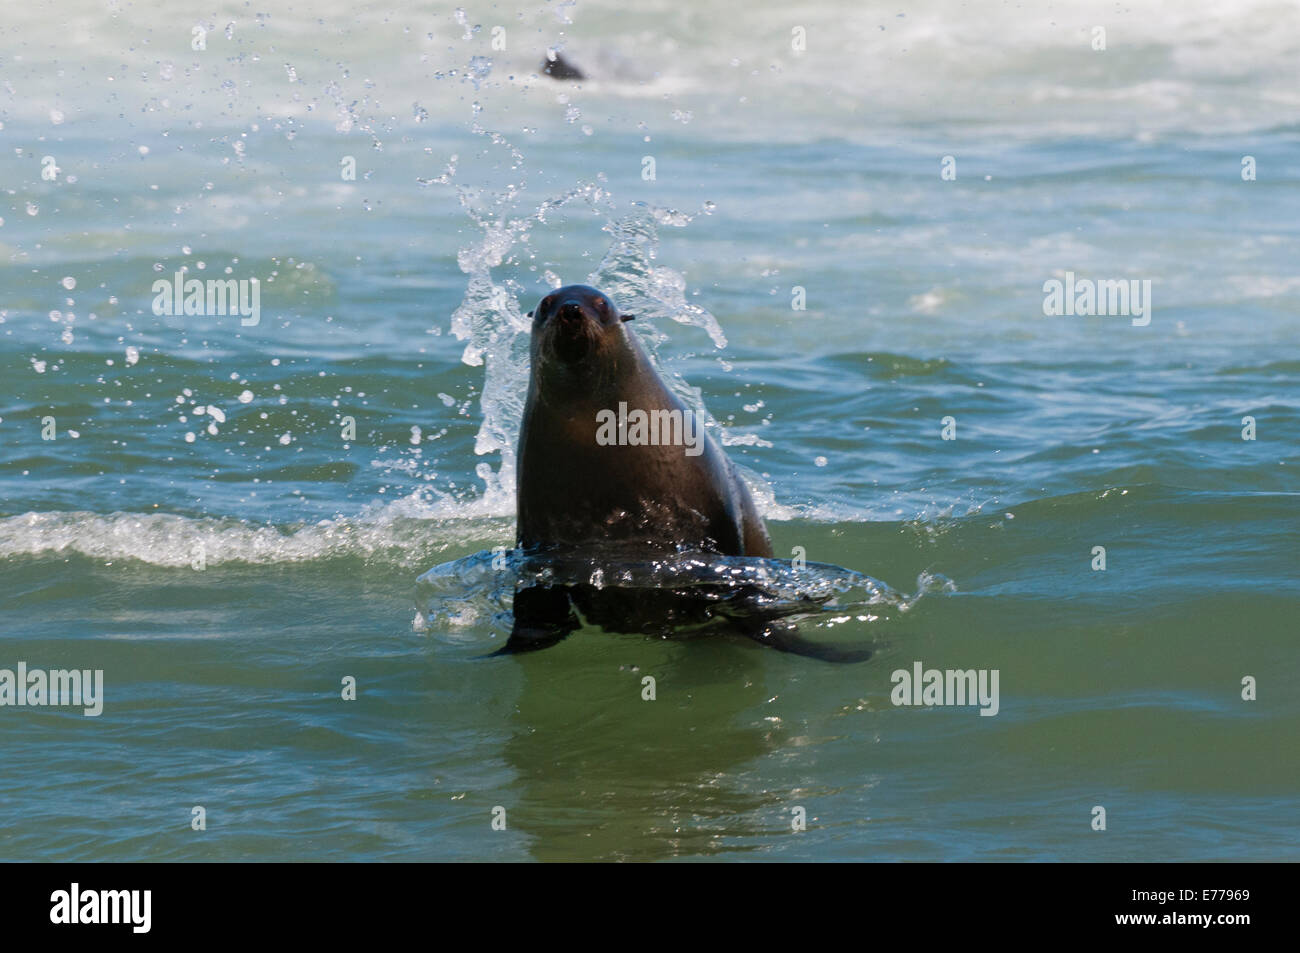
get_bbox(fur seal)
[516,285,771,558]
[503,284,870,662]
[541,51,584,81]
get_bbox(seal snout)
[542,297,595,365]
[554,300,587,327]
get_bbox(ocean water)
[1,0,1297,861]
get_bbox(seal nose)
[547,300,594,364]
[555,301,585,324]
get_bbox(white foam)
[2,0,1294,139]
[0,494,512,569]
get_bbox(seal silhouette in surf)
[502,284,870,662]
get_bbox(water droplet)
[454,8,472,40]
[468,56,492,89]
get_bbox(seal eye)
[593,297,617,323]
[534,295,557,323]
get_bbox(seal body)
[515,285,771,558]
[503,285,867,661]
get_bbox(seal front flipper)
[739,617,874,664]
[492,585,581,656]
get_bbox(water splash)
[415,548,953,648]
[589,202,727,349]
[443,144,737,511]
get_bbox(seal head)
[529,284,630,374]
[541,51,585,80]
